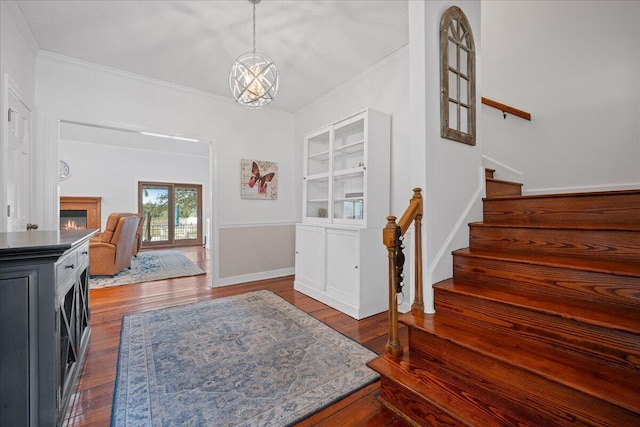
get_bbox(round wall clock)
[59,160,71,181]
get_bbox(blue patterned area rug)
[90,250,205,289]
[111,290,379,426]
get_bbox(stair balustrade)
[382,187,424,357]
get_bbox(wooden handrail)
[482,97,531,121]
[382,188,423,357]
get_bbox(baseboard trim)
[216,267,295,287]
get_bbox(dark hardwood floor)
[65,246,410,426]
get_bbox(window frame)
[138,181,203,248]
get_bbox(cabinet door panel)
[0,274,34,427]
[326,230,359,305]
[295,226,325,291]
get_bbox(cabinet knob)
[354,266,359,269]
[82,251,88,255]
[295,251,299,254]
[65,264,75,269]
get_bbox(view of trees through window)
[138,182,202,247]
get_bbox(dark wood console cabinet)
[0,229,96,426]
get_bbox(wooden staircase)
[368,173,640,426]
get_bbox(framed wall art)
[241,159,278,200]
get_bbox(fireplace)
[60,196,102,230]
[60,210,87,230]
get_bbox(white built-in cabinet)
[295,109,390,319]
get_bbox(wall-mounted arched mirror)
[440,6,476,146]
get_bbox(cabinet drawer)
[77,242,89,267]
[56,250,78,290]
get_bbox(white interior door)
[5,82,32,232]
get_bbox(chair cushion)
[102,213,122,243]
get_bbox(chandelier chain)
[252,2,256,54]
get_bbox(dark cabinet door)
[0,271,37,427]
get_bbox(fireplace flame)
[63,220,86,230]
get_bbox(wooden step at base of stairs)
[453,248,640,309]
[486,177,522,197]
[368,354,556,427]
[469,222,640,263]
[433,279,640,371]
[483,189,640,226]
[400,311,640,415]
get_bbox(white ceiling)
[16,0,409,114]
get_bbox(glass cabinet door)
[305,128,330,176]
[304,128,331,221]
[333,172,364,221]
[332,116,365,224]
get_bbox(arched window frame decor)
[440,6,476,146]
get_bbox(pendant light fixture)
[229,0,278,109]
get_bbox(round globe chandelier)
[229,0,278,109]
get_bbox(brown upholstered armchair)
[89,213,140,276]
[132,215,144,257]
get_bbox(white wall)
[295,2,484,314]
[0,2,36,107]
[0,1,37,232]
[37,53,296,225]
[411,0,483,313]
[59,138,209,230]
[36,53,296,283]
[482,0,640,193]
[294,47,410,220]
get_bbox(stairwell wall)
[482,0,640,194]
[409,1,484,313]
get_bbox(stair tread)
[370,350,640,426]
[400,311,640,413]
[368,355,555,427]
[470,221,640,232]
[454,247,640,278]
[486,177,523,186]
[483,188,640,202]
[434,278,640,335]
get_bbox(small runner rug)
[90,250,205,289]
[111,290,379,426]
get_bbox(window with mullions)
[440,6,476,146]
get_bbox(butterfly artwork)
[249,161,275,194]
[241,159,278,199]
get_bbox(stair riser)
[484,193,640,226]
[469,226,640,263]
[376,361,551,427]
[408,328,640,427]
[453,254,640,309]
[434,289,640,372]
[379,378,467,427]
